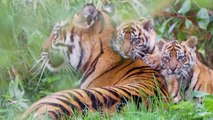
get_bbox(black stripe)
[149,45,155,54]
[117,87,132,97]
[58,95,71,101]
[76,41,83,69]
[197,84,202,91]
[49,110,59,119]
[116,61,135,73]
[102,88,120,98]
[125,66,150,76]
[80,39,104,84]
[125,70,156,80]
[55,98,78,114]
[63,29,66,41]
[66,91,88,114]
[84,90,103,110]
[73,90,84,97]
[172,91,178,99]
[101,88,119,108]
[92,89,108,106]
[113,66,154,85]
[40,102,71,116]
[192,75,200,91]
[70,27,75,42]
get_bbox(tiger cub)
[143,37,213,102]
[113,21,213,102]
[112,19,164,60]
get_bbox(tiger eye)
[178,55,186,62]
[163,56,170,62]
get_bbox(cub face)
[112,20,157,60]
[160,37,197,79]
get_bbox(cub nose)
[169,64,177,72]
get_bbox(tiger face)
[40,21,80,72]
[112,20,157,59]
[31,4,111,73]
[31,3,118,89]
[160,37,197,79]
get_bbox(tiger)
[112,19,165,70]
[23,82,166,119]
[32,4,168,89]
[152,37,213,102]
[131,36,213,103]
[23,4,169,119]
[111,20,193,103]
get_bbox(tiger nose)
[169,64,177,72]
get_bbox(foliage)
[153,0,213,68]
[0,0,212,119]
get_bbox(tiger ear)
[102,1,115,16]
[83,3,99,18]
[142,20,153,31]
[184,36,198,49]
[157,39,166,51]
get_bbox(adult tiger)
[151,37,213,102]
[34,4,167,89]
[24,4,169,119]
[24,82,166,119]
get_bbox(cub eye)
[131,37,140,44]
[132,37,138,42]
[178,55,186,61]
[163,56,170,62]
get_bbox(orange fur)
[24,4,170,119]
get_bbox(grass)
[0,0,212,119]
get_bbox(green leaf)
[185,19,193,29]
[211,29,213,35]
[158,18,172,34]
[8,81,15,98]
[168,22,178,34]
[197,8,210,30]
[178,0,191,14]
[192,91,209,97]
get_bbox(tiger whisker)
[29,56,45,73]
[34,59,49,91]
[29,57,48,82]
[65,66,76,79]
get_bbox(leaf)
[193,112,212,119]
[8,81,15,98]
[211,29,213,35]
[185,19,193,29]
[196,8,210,30]
[192,91,209,97]
[178,0,191,14]
[158,18,172,34]
[168,22,178,34]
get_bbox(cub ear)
[185,36,198,49]
[142,19,153,31]
[157,39,166,51]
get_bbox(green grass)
[0,0,213,119]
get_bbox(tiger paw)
[142,54,161,70]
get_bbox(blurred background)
[0,0,212,119]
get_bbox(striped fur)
[24,82,169,119]
[112,19,162,60]
[158,37,213,102]
[25,4,170,119]
[140,37,213,102]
